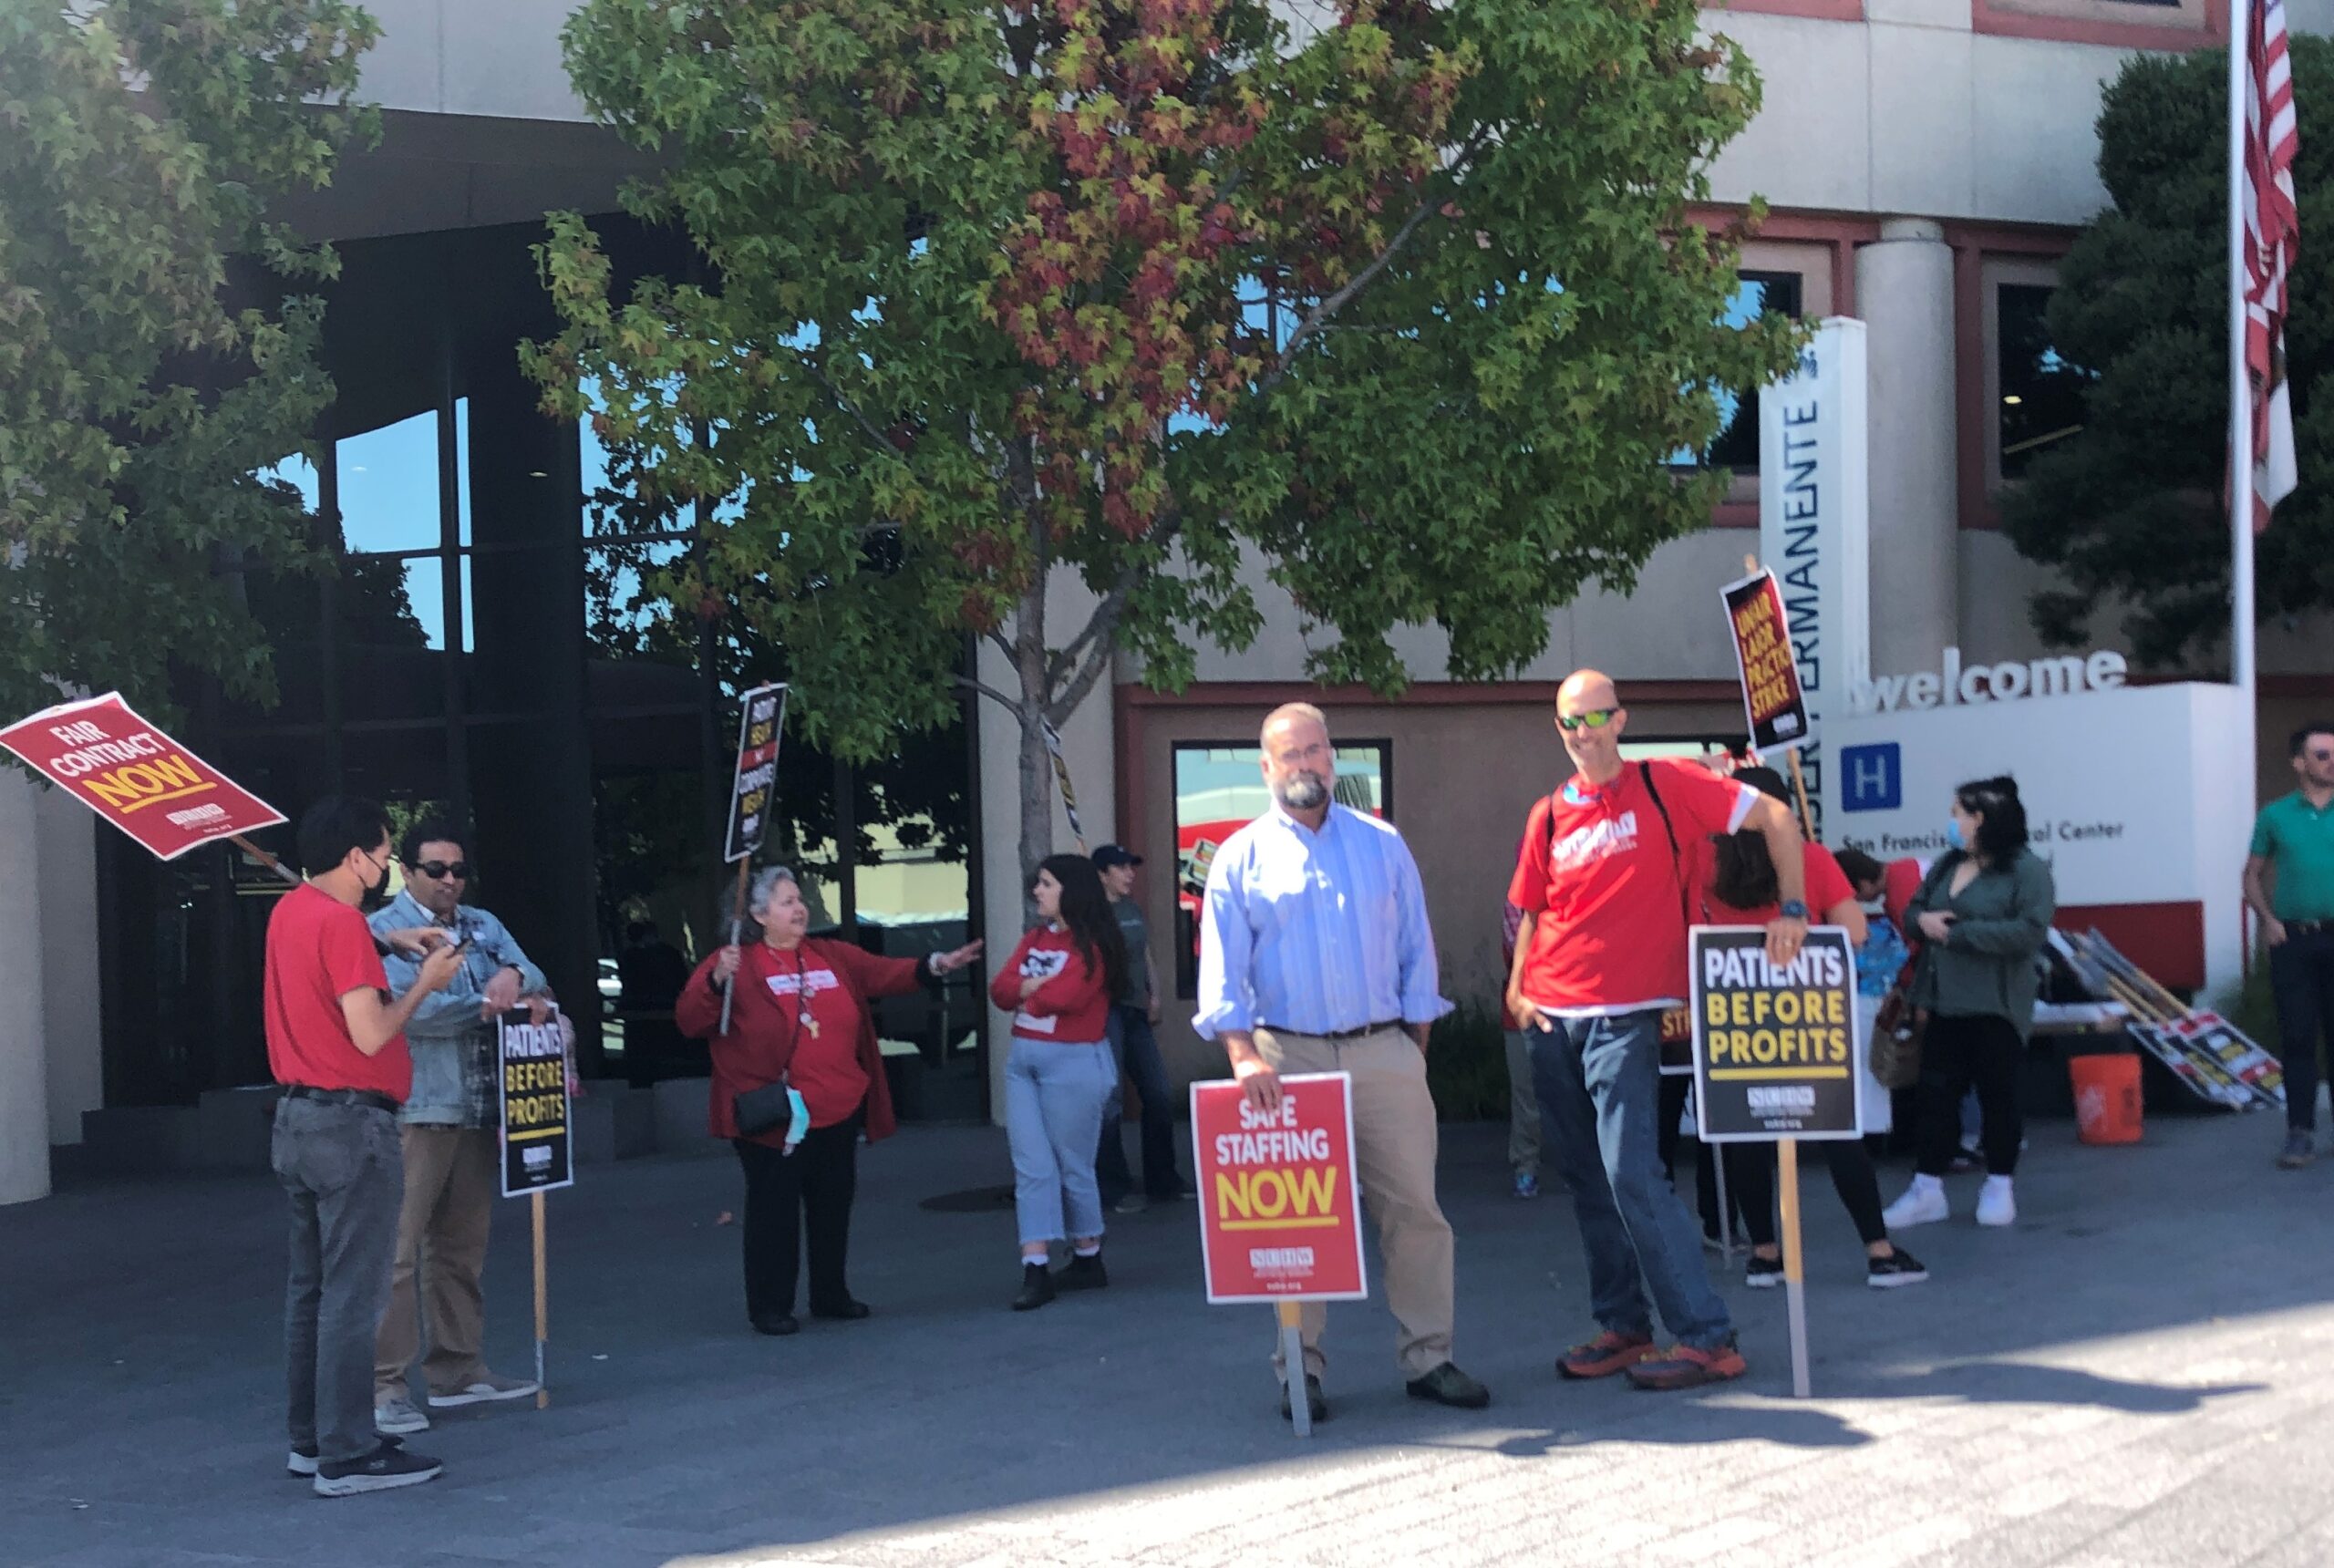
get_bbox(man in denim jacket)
[367,817,549,1434]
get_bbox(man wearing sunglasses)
[367,817,552,1435]
[1506,670,1809,1391]
[2246,723,2334,1171]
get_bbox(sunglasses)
[1556,708,1620,733]
[411,860,470,881]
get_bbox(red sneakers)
[1627,1340,1747,1391]
[1556,1330,1657,1379]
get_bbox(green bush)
[1428,1000,1515,1123]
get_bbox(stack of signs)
[2050,930,2284,1112]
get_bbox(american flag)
[2245,0,2300,531]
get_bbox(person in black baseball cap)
[1089,844,1191,1211]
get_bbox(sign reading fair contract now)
[0,692,284,860]
[1191,1073,1366,1305]
[1690,926,1862,1143]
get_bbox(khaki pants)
[1253,1026,1455,1381]
[375,1125,497,1402]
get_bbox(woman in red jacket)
[677,867,981,1336]
[987,854,1127,1312]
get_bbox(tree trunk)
[1012,576,1052,895]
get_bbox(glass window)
[1702,271,1803,476]
[1169,740,1391,999]
[336,411,441,552]
[1997,284,2091,481]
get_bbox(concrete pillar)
[1856,218,1959,676]
[0,770,55,1204]
[36,789,102,1147]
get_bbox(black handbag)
[734,1080,795,1139]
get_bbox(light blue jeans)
[1005,1037,1119,1247]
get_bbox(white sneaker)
[1882,1180,1949,1230]
[373,1395,430,1435]
[428,1370,540,1408]
[1975,1176,2017,1227]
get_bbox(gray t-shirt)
[1111,897,1152,1007]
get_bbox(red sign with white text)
[1191,1072,1367,1305]
[0,693,284,861]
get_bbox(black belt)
[1260,1019,1403,1041]
[283,1085,400,1115]
[2288,919,2331,937]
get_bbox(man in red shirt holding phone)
[1506,672,1810,1391]
[266,798,462,1496]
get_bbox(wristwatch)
[1778,899,1811,921]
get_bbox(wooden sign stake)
[1277,1300,1311,1437]
[532,1189,550,1409]
[1777,1137,1812,1398]
[717,857,751,1035]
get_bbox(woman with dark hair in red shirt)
[989,853,1127,1312]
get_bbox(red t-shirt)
[1704,841,1857,925]
[1508,759,1757,1014]
[751,946,872,1130]
[263,882,408,1101]
[987,925,1112,1043]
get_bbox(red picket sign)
[0,693,285,861]
[1191,1072,1368,1305]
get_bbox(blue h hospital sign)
[1839,742,1901,813]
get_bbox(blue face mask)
[1945,818,1967,851]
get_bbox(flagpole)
[2230,0,2258,701]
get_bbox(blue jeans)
[1005,1037,1118,1246]
[1531,1010,1734,1351]
[1096,1006,1187,1202]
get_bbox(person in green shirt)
[2244,722,2334,1170]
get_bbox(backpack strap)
[1638,760,1693,929]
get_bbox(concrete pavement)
[3,1107,2329,1567]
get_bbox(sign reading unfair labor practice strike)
[0,692,284,860]
[722,682,788,864]
[1690,925,1862,1142]
[1192,1073,1366,1305]
[498,1015,573,1197]
[1720,568,1811,754]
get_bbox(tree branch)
[955,671,1022,713]
[806,360,901,459]
[1252,131,1489,399]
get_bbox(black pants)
[1726,1140,1888,1248]
[733,1113,861,1322]
[1916,1014,2025,1177]
[2271,929,2334,1131]
[1658,1074,1745,1240]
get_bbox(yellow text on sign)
[1214,1167,1341,1231]
[84,752,217,814]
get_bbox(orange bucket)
[2070,1053,2143,1145]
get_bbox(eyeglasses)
[1556,708,1620,733]
[412,861,470,881]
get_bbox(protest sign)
[1690,924,1862,1143]
[722,683,788,864]
[1721,568,1810,755]
[1191,1073,1366,1305]
[0,692,285,861]
[499,1015,573,1197]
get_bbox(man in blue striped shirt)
[1195,703,1490,1422]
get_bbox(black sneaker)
[1011,1261,1056,1312]
[288,1433,401,1479]
[1744,1253,1784,1289]
[313,1442,442,1497]
[2277,1130,2315,1170]
[1057,1253,1108,1293]
[1867,1249,1929,1289]
[1280,1373,1327,1424]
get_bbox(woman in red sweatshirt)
[987,853,1127,1312]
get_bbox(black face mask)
[358,851,393,913]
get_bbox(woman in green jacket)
[1882,776,2057,1231]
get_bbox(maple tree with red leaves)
[528,0,1799,881]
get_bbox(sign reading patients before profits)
[1191,1073,1366,1305]
[499,1014,573,1197]
[1690,925,1862,1143]
[0,692,285,861]
[723,683,788,864]
[1721,567,1810,753]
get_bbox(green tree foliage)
[0,1,376,723]
[530,0,1799,877]
[2004,39,2334,666]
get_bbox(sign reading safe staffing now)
[722,683,788,864]
[1192,1073,1367,1305]
[0,692,285,860]
[498,1015,573,1197]
[1690,925,1862,1142]
[1720,568,1811,753]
